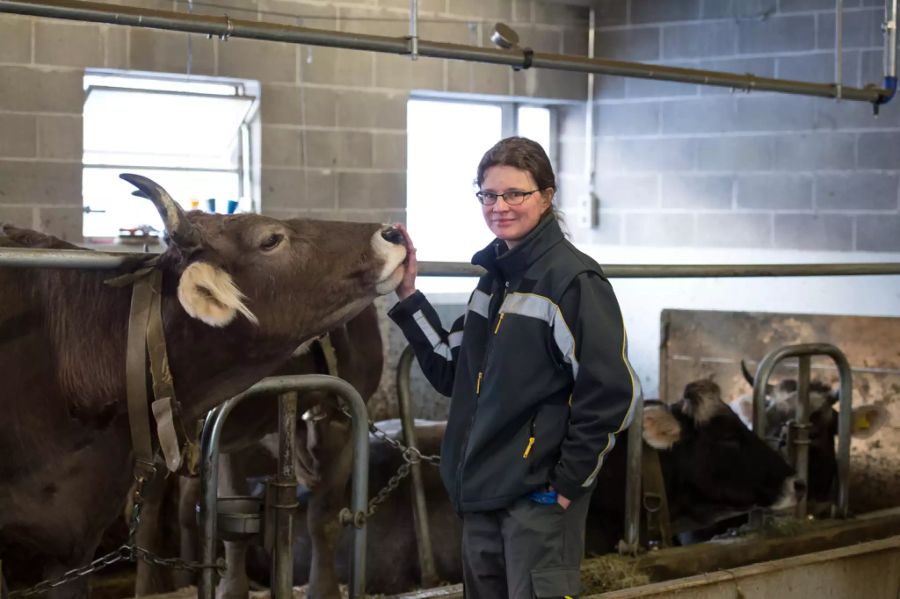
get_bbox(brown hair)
[476,136,564,225]
[476,136,556,192]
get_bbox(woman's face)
[480,165,552,247]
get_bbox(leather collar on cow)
[120,267,198,481]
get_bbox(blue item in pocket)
[527,489,558,505]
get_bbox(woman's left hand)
[552,487,571,510]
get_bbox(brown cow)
[134,304,384,599]
[0,174,406,599]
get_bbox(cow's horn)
[740,359,755,386]
[120,173,200,249]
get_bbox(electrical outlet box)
[576,193,597,229]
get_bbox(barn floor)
[81,507,900,599]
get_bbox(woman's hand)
[395,223,418,301]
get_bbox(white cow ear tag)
[177,262,258,327]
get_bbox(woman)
[389,137,636,598]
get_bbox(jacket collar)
[471,213,563,281]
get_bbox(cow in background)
[586,379,803,554]
[0,174,406,599]
[729,361,888,514]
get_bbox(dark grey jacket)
[389,215,636,513]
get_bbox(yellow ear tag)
[855,412,871,431]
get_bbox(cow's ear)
[850,404,889,439]
[177,262,258,327]
[643,405,682,450]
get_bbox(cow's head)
[730,362,889,511]
[124,174,406,338]
[644,379,803,525]
[119,174,407,418]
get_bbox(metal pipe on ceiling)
[0,0,891,104]
[887,0,899,81]
[2,248,900,277]
[836,0,844,100]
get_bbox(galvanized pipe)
[408,0,418,60]
[795,356,811,519]
[198,375,370,599]
[620,383,644,555]
[271,392,299,599]
[396,345,438,587]
[888,0,899,79]
[584,6,595,190]
[836,0,844,100]
[0,247,148,269]
[751,343,854,519]
[3,247,900,278]
[413,261,900,279]
[0,0,890,103]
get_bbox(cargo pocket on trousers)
[530,567,581,598]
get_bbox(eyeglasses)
[476,189,540,206]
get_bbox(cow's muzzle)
[372,227,408,295]
[381,225,404,245]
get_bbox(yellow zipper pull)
[523,436,535,458]
[476,371,483,395]
[494,312,505,334]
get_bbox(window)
[82,70,259,240]
[406,98,554,295]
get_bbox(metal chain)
[340,406,441,466]
[8,472,220,598]
[337,406,440,522]
[366,461,413,517]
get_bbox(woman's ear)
[541,189,555,211]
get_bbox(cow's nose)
[381,225,404,245]
[793,479,807,498]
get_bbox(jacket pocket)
[530,567,581,598]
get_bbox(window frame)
[81,69,260,241]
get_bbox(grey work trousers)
[460,490,592,599]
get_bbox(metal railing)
[395,345,439,588]
[3,247,900,278]
[198,375,370,599]
[751,343,854,519]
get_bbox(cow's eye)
[260,233,284,251]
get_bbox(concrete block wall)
[0,0,587,242]
[561,0,900,253]
[0,0,588,419]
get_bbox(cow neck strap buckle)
[641,444,673,548]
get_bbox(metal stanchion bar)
[4,247,899,278]
[271,392,298,599]
[396,345,438,588]
[0,0,892,103]
[198,375,369,599]
[751,343,854,519]
[620,385,644,555]
[795,356,811,519]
